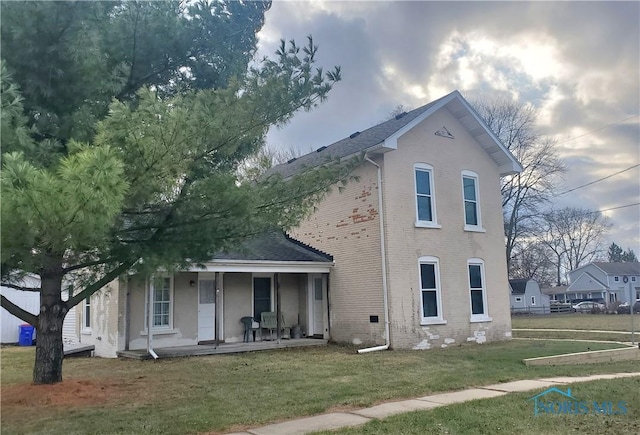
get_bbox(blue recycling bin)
[18,324,34,346]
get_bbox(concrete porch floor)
[117,338,328,360]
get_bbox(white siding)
[1,285,39,343]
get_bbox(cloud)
[257,1,640,252]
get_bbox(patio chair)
[260,312,291,340]
[240,316,260,342]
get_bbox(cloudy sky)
[256,1,640,255]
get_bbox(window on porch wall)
[253,277,271,321]
[145,276,172,329]
[83,297,91,331]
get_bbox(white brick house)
[72,90,521,357]
[276,90,522,350]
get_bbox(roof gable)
[269,90,522,179]
[567,272,608,291]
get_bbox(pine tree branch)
[0,294,38,325]
[0,282,41,292]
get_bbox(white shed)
[1,276,77,344]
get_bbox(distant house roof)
[267,90,522,179]
[509,279,529,295]
[541,285,568,295]
[591,262,640,276]
[213,231,333,263]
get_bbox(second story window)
[462,171,482,231]
[414,163,439,227]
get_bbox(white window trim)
[82,296,91,334]
[514,296,523,303]
[461,170,484,232]
[614,276,619,282]
[530,296,536,306]
[144,275,174,332]
[418,256,446,325]
[252,273,274,320]
[468,258,492,322]
[414,163,441,228]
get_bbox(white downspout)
[147,278,158,359]
[358,156,390,354]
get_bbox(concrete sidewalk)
[227,372,640,435]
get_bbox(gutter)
[358,156,390,354]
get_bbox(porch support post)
[215,272,220,348]
[275,272,281,343]
[324,272,330,339]
[147,278,158,359]
[124,278,131,351]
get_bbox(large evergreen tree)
[608,242,638,262]
[1,1,357,384]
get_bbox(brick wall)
[293,105,513,349]
[381,107,512,349]
[291,163,386,345]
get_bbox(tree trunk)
[33,256,68,384]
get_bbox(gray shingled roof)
[592,262,640,275]
[214,231,333,263]
[509,279,529,294]
[267,94,448,179]
[267,90,522,179]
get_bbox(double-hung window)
[83,297,91,332]
[146,276,173,330]
[253,276,272,322]
[468,259,491,322]
[462,171,483,231]
[414,164,439,227]
[418,256,445,324]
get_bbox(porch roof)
[188,231,334,273]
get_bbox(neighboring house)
[566,262,640,305]
[70,231,333,357]
[1,275,77,345]
[542,285,570,303]
[509,279,550,314]
[275,90,522,350]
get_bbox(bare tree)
[539,207,611,284]
[509,238,556,286]
[238,145,308,182]
[474,99,566,273]
[381,104,414,123]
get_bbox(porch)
[117,337,328,360]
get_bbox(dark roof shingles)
[509,279,529,294]
[592,262,640,275]
[267,95,449,179]
[214,232,332,263]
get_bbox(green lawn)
[512,314,639,332]
[1,341,637,434]
[319,377,640,435]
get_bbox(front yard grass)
[319,377,640,435]
[511,314,639,332]
[1,340,637,434]
[513,329,634,342]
